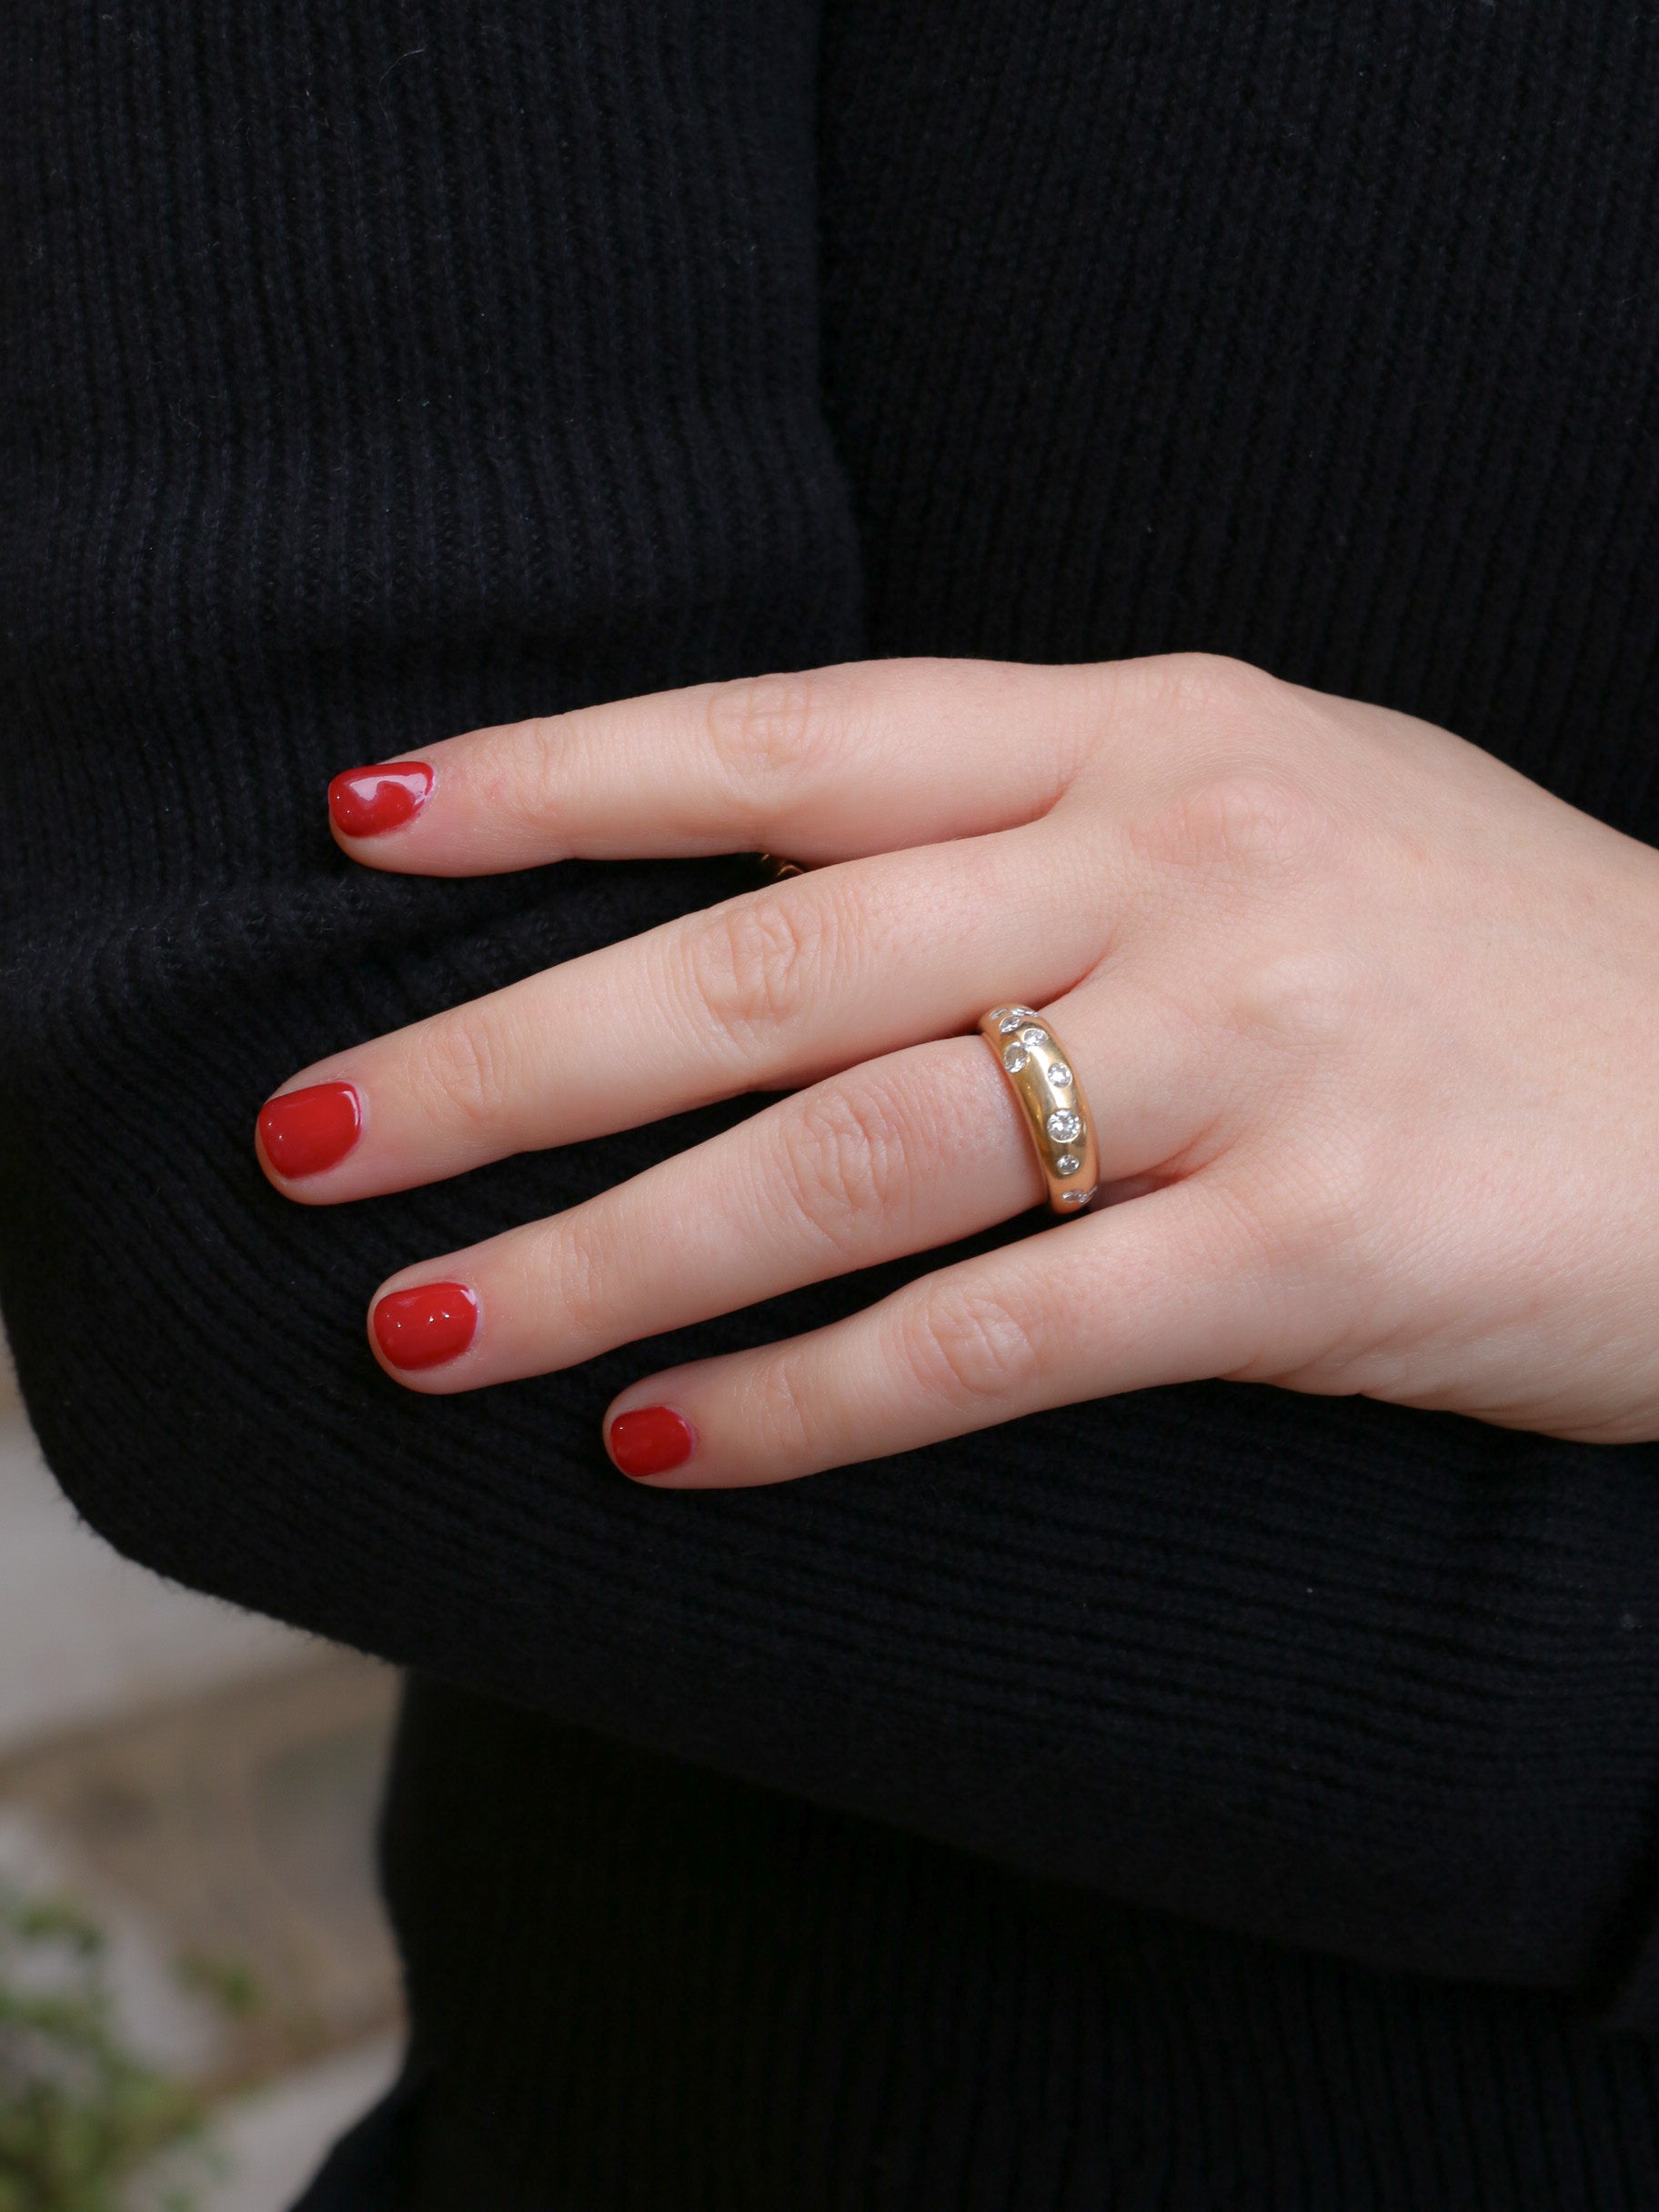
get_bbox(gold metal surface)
[978,1006,1099,1216]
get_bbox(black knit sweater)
[5,2,1659,2204]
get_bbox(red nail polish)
[372,1282,479,1371]
[329,760,433,838]
[258,1081,362,1179]
[608,1405,697,1478]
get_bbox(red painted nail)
[608,1405,698,1478]
[257,1081,362,1179]
[373,1282,478,1371]
[328,759,433,838]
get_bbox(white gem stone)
[1054,1152,1081,1176]
[1020,1025,1047,1048]
[1061,1187,1097,1207]
[998,1010,1030,1034]
[1046,1109,1081,1143]
[1002,1042,1030,1072]
[1046,1062,1071,1090]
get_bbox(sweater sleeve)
[6,0,1659,2024]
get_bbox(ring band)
[979,1006,1099,1215]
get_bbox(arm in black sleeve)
[5,0,1659,2023]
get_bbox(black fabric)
[354,1681,1659,2212]
[293,2060,425,2212]
[5,0,1659,2202]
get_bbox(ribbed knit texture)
[5,1,1659,2203]
[360,1685,1659,2211]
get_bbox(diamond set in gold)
[978,1006,1099,1216]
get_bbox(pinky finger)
[603,1179,1270,1489]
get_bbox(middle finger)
[256,827,1119,1202]
[363,977,1216,1391]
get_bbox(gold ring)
[979,1006,1099,1216]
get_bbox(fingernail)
[258,1081,362,1179]
[608,1406,697,1479]
[328,759,433,838]
[373,1282,478,1371]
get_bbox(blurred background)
[0,1328,404,2209]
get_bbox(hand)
[256,655,1659,1484]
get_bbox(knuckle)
[741,1350,819,1461]
[509,719,571,828]
[776,1076,917,1255]
[1289,1126,1387,1253]
[535,1205,613,1347]
[406,1010,518,1139]
[1150,649,1285,726]
[1215,1129,1376,1284]
[901,1277,1048,1409]
[469,717,562,825]
[1121,654,1339,878]
[702,670,830,821]
[1132,769,1335,881]
[683,887,830,1050]
[1230,945,1367,1058]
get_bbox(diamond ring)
[979,1006,1099,1216]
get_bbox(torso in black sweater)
[5,2,1659,2204]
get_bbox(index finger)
[327,659,1097,876]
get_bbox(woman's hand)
[256,655,1659,1483]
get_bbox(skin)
[256,653,1659,1483]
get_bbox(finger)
[327,659,1100,876]
[599,1178,1268,1486]
[257,827,1120,1203]
[360,984,1217,1393]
